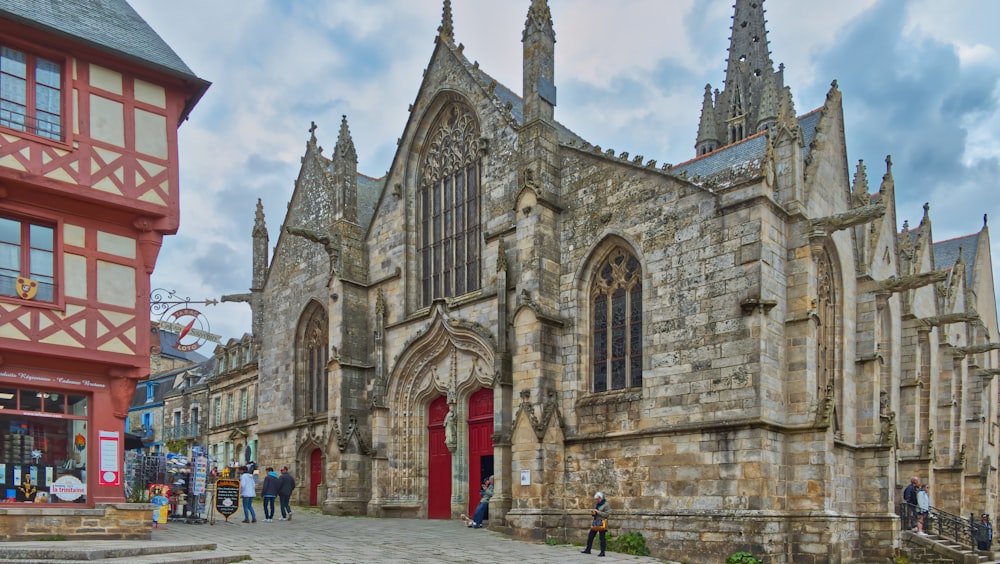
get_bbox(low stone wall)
[0,503,153,541]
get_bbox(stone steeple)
[694,0,785,155]
[522,0,556,124]
[332,114,358,223]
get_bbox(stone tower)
[695,0,784,155]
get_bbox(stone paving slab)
[149,505,668,563]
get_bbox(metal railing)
[899,502,981,550]
[162,422,203,440]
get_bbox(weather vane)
[150,288,221,352]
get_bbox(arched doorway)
[467,387,494,517]
[309,449,322,506]
[427,395,452,519]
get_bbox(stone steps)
[0,541,249,563]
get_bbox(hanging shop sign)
[150,289,221,352]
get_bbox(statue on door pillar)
[443,405,457,453]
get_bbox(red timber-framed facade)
[0,0,208,540]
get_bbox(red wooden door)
[467,388,494,516]
[309,449,322,506]
[427,395,452,519]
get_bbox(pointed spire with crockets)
[251,197,269,295]
[695,0,785,155]
[696,85,719,155]
[332,115,358,223]
[438,0,453,43]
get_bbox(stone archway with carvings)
[377,305,495,511]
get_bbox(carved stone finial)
[437,0,454,42]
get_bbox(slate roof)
[475,68,586,146]
[357,174,384,229]
[673,109,822,179]
[933,233,979,286]
[0,0,195,78]
[0,0,209,120]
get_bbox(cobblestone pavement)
[152,505,668,563]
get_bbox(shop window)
[0,46,62,140]
[0,216,55,303]
[0,386,87,503]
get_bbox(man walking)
[278,465,296,521]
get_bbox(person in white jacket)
[239,466,258,523]
[916,485,931,535]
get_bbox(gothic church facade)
[233,1,1000,561]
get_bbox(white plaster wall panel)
[89,95,124,147]
[88,64,122,95]
[96,260,135,308]
[97,231,136,258]
[63,253,86,299]
[134,109,167,159]
[133,79,165,108]
[63,223,85,247]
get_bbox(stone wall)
[0,503,152,541]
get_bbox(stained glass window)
[419,103,481,306]
[591,249,642,392]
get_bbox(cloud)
[130,0,1000,342]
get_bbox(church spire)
[695,0,785,155]
[522,0,556,124]
[437,0,453,43]
[332,115,358,223]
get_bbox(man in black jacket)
[902,476,920,530]
[277,466,296,521]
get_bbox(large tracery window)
[295,303,328,417]
[419,103,481,307]
[592,248,643,392]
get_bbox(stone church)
[228,0,1000,561]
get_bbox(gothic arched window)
[295,302,328,417]
[419,103,481,307]
[592,248,643,392]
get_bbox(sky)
[128,0,1000,345]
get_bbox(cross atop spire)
[437,0,454,43]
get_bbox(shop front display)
[0,385,88,504]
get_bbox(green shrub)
[726,552,762,564]
[609,531,651,556]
